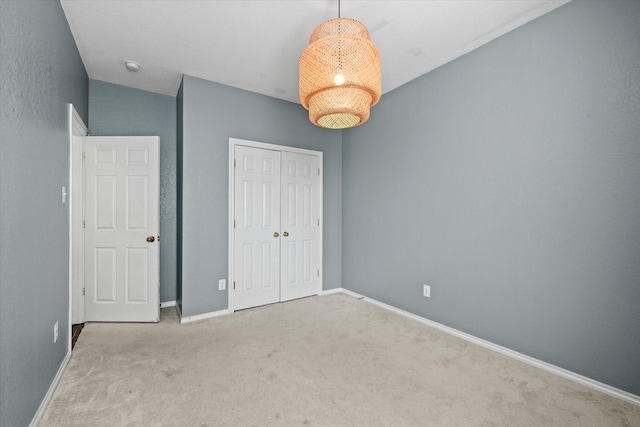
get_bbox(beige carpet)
[40,293,640,426]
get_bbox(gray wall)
[0,1,89,425]
[88,80,177,302]
[179,75,342,317]
[342,0,640,395]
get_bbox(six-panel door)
[233,146,282,310]
[280,151,321,302]
[84,136,160,322]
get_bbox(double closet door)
[233,144,322,311]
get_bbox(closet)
[231,140,322,310]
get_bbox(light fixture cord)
[337,0,342,69]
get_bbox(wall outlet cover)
[218,279,226,291]
[423,284,431,298]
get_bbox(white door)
[232,143,322,311]
[84,136,160,322]
[280,152,321,302]
[233,146,281,310]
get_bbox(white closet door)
[233,146,281,310]
[280,152,321,302]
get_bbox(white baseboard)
[179,307,231,324]
[334,288,640,406]
[319,287,342,296]
[160,300,176,308]
[30,351,72,427]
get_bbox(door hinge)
[233,281,236,290]
[82,220,85,229]
[234,158,236,168]
[318,168,320,176]
[234,219,236,228]
[82,287,86,296]
[317,269,320,277]
[82,152,86,161]
[317,218,320,226]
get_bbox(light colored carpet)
[40,293,640,426]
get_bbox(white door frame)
[68,104,88,341]
[228,138,323,312]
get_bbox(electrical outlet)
[423,284,431,298]
[54,321,59,343]
[218,279,226,291]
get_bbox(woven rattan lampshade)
[299,18,381,129]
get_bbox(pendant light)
[299,0,381,129]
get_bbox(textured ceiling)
[60,0,570,103]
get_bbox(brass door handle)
[273,232,279,238]
[283,231,289,237]
[146,236,155,242]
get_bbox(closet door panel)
[280,152,321,302]
[233,146,281,310]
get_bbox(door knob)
[283,231,289,237]
[146,236,155,242]
[273,232,279,238]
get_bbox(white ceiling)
[60,0,570,103]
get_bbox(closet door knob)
[273,232,279,238]
[283,232,289,237]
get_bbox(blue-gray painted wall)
[88,80,178,302]
[0,1,89,425]
[342,0,640,395]
[179,75,342,317]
